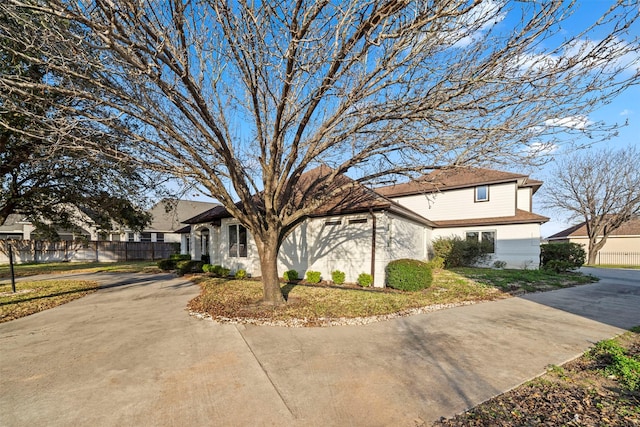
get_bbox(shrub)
[432,236,491,268]
[331,270,346,285]
[426,256,445,271]
[306,271,321,284]
[540,243,585,272]
[170,253,191,261]
[386,259,433,292]
[357,273,373,287]
[202,264,213,273]
[176,260,204,276]
[590,338,640,392]
[493,260,507,269]
[283,270,299,281]
[157,259,176,271]
[235,269,247,279]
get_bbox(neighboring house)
[119,199,219,246]
[0,214,36,240]
[182,167,548,287]
[546,217,640,265]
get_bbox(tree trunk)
[587,236,607,265]
[255,234,286,306]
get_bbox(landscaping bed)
[187,268,598,327]
[433,329,640,426]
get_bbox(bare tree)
[1,1,639,304]
[544,146,640,265]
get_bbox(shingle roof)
[547,217,640,239]
[432,209,549,228]
[182,166,436,227]
[147,199,219,231]
[376,167,541,197]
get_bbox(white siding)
[391,183,517,221]
[517,188,531,212]
[433,223,541,269]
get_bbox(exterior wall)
[433,223,542,269]
[516,188,531,212]
[566,236,640,253]
[390,183,516,221]
[217,218,259,274]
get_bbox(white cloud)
[544,115,593,130]
[620,109,633,116]
[528,141,558,155]
[448,0,507,48]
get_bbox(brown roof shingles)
[432,209,549,228]
[547,217,640,239]
[376,167,537,197]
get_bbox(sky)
[176,1,639,239]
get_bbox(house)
[546,217,640,265]
[118,199,219,246]
[182,167,549,287]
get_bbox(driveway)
[1,269,638,426]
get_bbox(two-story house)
[181,167,548,287]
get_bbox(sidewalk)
[1,271,638,426]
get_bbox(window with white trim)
[475,185,489,202]
[229,224,247,257]
[465,230,495,253]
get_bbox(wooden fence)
[0,240,179,264]
[594,251,640,266]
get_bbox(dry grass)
[0,279,100,323]
[0,261,160,279]
[188,268,594,326]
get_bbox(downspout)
[370,209,376,286]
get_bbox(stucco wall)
[390,183,517,221]
[432,223,542,269]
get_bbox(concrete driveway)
[1,268,638,426]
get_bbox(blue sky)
[177,1,639,238]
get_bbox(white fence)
[0,240,179,264]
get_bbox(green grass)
[0,279,100,323]
[0,261,159,278]
[189,268,594,325]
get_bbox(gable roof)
[182,167,436,227]
[376,167,542,198]
[547,217,640,239]
[146,199,219,231]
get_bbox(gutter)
[370,209,376,285]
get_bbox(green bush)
[331,270,346,285]
[432,236,491,268]
[202,263,213,273]
[170,253,191,261]
[357,273,373,287]
[426,256,445,270]
[590,338,640,392]
[386,259,433,291]
[283,270,299,281]
[306,271,321,284]
[157,259,176,271]
[540,243,585,272]
[235,269,247,279]
[175,260,204,276]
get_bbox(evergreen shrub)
[386,258,433,291]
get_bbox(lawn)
[0,279,100,323]
[0,260,160,278]
[188,268,598,326]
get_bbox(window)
[348,218,368,224]
[475,185,489,202]
[324,220,342,226]
[128,232,136,242]
[466,231,496,253]
[156,232,164,242]
[140,232,152,242]
[229,224,247,257]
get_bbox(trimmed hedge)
[176,260,204,276]
[386,258,433,292]
[170,253,191,261]
[306,271,321,284]
[157,259,176,271]
[357,273,373,287]
[283,270,299,281]
[331,270,346,285]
